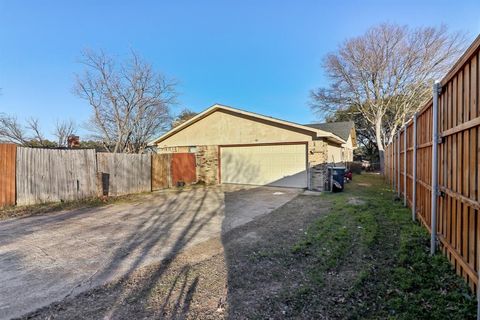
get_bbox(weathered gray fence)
[7,147,181,206]
[16,147,97,206]
[96,153,152,197]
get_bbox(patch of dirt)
[222,195,332,319]
[347,197,366,205]
[232,231,262,244]
[20,237,227,320]
[357,182,372,187]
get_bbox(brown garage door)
[171,153,196,186]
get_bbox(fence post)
[393,143,395,190]
[412,113,418,221]
[403,126,407,207]
[392,140,396,192]
[477,239,480,320]
[430,81,440,255]
[397,132,401,198]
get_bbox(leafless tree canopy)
[0,114,29,145]
[74,50,176,153]
[0,114,78,148]
[0,114,54,147]
[311,23,466,171]
[53,120,77,147]
[26,118,46,145]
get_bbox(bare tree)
[0,114,61,147]
[74,50,176,153]
[311,23,466,172]
[53,119,77,147]
[25,117,47,146]
[0,114,29,144]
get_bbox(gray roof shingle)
[303,121,355,141]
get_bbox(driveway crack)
[32,245,56,263]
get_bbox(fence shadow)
[2,150,305,319]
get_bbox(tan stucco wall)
[325,135,355,165]
[343,136,355,162]
[327,142,344,165]
[344,135,353,149]
[156,110,316,147]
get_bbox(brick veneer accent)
[195,145,219,184]
[308,140,329,191]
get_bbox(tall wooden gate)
[171,153,196,186]
[0,144,16,207]
[152,153,172,190]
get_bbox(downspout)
[431,81,440,255]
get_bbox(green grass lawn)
[291,173,477,319]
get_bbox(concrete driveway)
[0,185,300,320]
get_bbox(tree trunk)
[375,118,385,174]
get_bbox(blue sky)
[1,0,479,139]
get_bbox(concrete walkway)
[0,185,300,320]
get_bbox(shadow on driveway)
[0,185,299,320]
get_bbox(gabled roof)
[304,121,355,142]
[150,104,346,145]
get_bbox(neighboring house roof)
[150,104,346,145]
[304,121,356,146]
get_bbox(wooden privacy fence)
[16,148,98,206]
[385,35,480,292]
[0,144,16,207]
[0,144,199,206]
[97,153,152,197]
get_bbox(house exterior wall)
[343,135,354,162]
[156,110,316,148]
[157,140,331,191]
[326,136,355,165]
[155,109,343,191]
[327,142,343,166]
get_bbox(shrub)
[348,161,363,174]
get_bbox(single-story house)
[303,121,357,166]
[150,104,355,191]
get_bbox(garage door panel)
[220,144,307,188]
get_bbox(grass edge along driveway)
[288,173,476,319]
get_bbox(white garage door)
[220,144,307,188]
